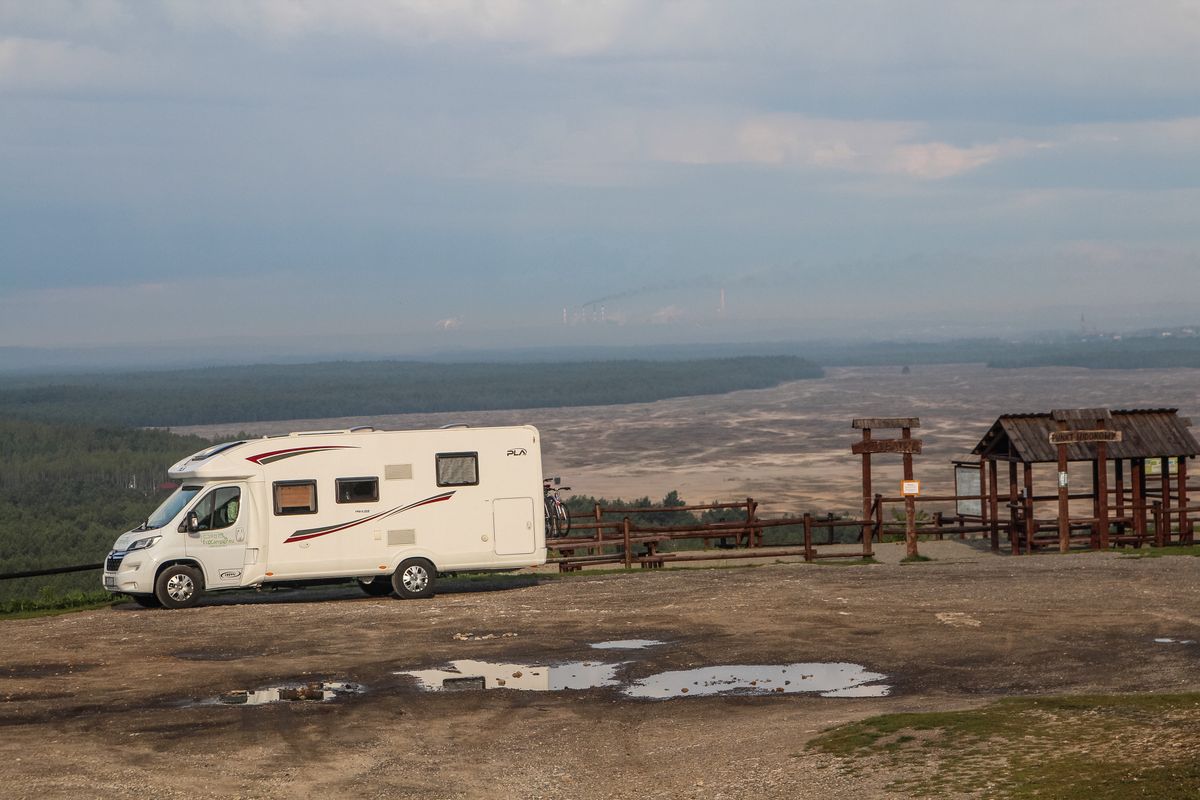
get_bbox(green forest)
[0,420,209,607]
[0,356,823,427]
[987,336,1200,369]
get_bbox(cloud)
[886,142,1005,180]
[643,113,1043,180]
[0,36,125,90]
[153,0,639,56]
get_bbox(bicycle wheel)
[555,502,572,536]
[545,498,559,537]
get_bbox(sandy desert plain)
[3,363,1200,799]
[180,362,1200,516]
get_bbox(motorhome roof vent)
[439,423,470,429]
[349,426,375,433]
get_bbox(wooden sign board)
[1048,430,1123,445]
[852,417,920,430]
[852,439,924,455]
[1146,458,1179,476]
[901,480,921,497]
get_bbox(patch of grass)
[900,554,933,563]
[811,556,879,566]
[0,589,119,619]
[1118,544,1200,559]
[811,693,1200,798]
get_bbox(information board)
[955,465,981,517]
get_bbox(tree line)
[0,420,209,603]
[0,357,823,428]
[987,336,1200,370]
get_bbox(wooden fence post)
[622,516,632,569]
[801,513,812,562]
[1153,501,1164,548]
[873,494,884,544]
[746,497,758,547]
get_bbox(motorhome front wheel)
[392,558,436,599]
[155,564,204,609]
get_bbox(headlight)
[127,535,161,551]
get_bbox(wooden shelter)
[971,408,1200,553]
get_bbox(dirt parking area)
[2,542,1199,799]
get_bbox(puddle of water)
[399,659,622,692]
[205,681,365,706]
[590,639,664,650]
[623,663,890,700]
[398,658,889,700]
[1154,638,1195,645]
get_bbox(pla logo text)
[506,448,528,457]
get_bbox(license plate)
[104,576,116,588]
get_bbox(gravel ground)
[2,543,1199,799]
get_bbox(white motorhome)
[101,425,546,609]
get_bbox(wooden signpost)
[853,417,922,559]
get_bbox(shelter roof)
[971,409,1199,463]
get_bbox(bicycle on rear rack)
[543,477,572,538]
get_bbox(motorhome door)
[184,483,250,588]
[493,497,536,555]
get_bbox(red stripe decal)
[246,445,354,465]
[284,491,456,543]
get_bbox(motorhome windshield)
[145,485,201,529]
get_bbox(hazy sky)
[2,1,1199,352]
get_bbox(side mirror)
[179,511,200,533]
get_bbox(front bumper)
[101,550,156,594]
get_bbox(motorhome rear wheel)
[392,558,436,599]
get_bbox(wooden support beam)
[902,426,918,559]
[859,428,872,541]
[1009,461,1020,555]
[1179,458,1191,545]
[1133,458,1146,542]
[1161,457,1172,544]
[1056,420,1071,553]
[1115,460,1126,537]
[978,456,988,529]
[1096,431,1110,550]
[1024,462,1035,555]
[989,459,1000,552]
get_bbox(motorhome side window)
[336,477,379,504]
[436,452,479,487]
[273,480,318,515]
